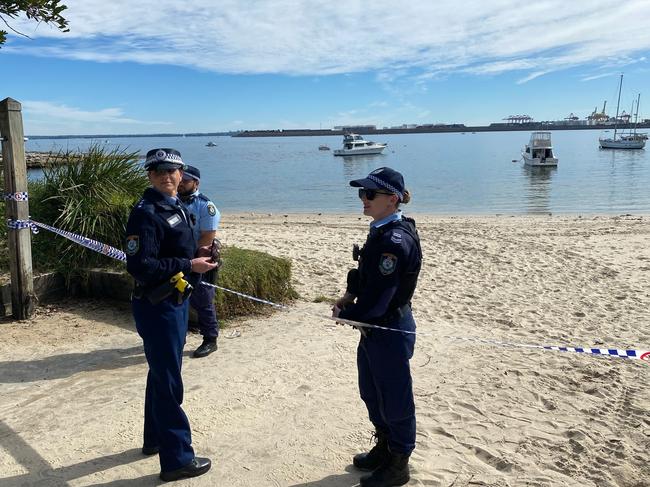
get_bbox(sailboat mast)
[613,73,623,140]
[633,93,641,136]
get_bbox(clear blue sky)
[1,1,649,135]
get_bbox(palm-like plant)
[29,144,148,273]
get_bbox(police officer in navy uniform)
[178,165,221,358]
[125,148,218,482]
[333,167,422,487]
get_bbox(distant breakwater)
[234,122,650,137]
[0,151,80,169]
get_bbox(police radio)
[352,244,360,261]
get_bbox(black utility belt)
[133,272,193,305]
[378,303,411,324]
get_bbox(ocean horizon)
[26,129,650,215]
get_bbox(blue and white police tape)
[3,192,28,201]
[441,334,650,363]
[7,218,650,365]
[201,281,290,311]
[7,218,128,262]
[200,287,650,364]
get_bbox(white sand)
[1,213,649,486]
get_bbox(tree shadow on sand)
[0,345,145,383]
[0,420,163,486]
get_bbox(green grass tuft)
[312,295,334,304]
[214,246,298,317]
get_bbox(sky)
[1,0,650,136]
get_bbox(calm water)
[26,130,650,214]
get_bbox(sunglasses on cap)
[358,188,394,200]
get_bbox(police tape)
[198,281,650,363]
[7,218,650,364]
[441,335,650,363]
[3,192,29,201]
[7,219,129,262]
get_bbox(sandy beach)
[1,213,649,486]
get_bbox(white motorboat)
[599,75,646,149]
[333,133,386,156]
[522,132,558,167]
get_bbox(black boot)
[353,430,390,471]
[359,452,410,487]
[193,338,217,358]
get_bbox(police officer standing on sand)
[125,148,218,482]
[333,167,422,487]
[178,165,221,358]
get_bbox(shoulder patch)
[379,253,397,275]
[207,203,217,217]
[126,235,139,255]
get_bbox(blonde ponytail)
[401,189,411,205]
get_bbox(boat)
[205,141,217,147]
[333,133,387,156]
[318,145,330,151]
[599,75,646,149]
[521,132,558,167]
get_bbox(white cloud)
[4,0,650,80]
[22,101,171,135]
[581,72,619,82]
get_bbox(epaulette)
[135,199,155,214]
[382,219,418,246]
[197,193,211,202]
[402,216,417,227]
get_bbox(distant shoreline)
[233,122,650,137]
[22,122,650,140]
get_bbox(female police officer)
[333,167,422,487]
[125,148,218,482]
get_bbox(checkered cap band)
[145,149,184,166]
[367,174,404,200]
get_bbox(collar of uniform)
[370,211,402,229]
[146,187,180,206]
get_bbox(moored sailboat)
[599,74,646,150]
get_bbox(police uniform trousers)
[133,296,195,472]
[189,277,219,339]
[357,308,416,454]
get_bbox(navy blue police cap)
[144,148,185,171]
[350,167,405,201]
[182,165,201,181]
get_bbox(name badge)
[167,214,182,227]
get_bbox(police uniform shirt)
[339,211,421,324]
[371,211,402,230]
[125,187,196,287]
[183,190,220,244]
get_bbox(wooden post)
[0,98,35,319]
